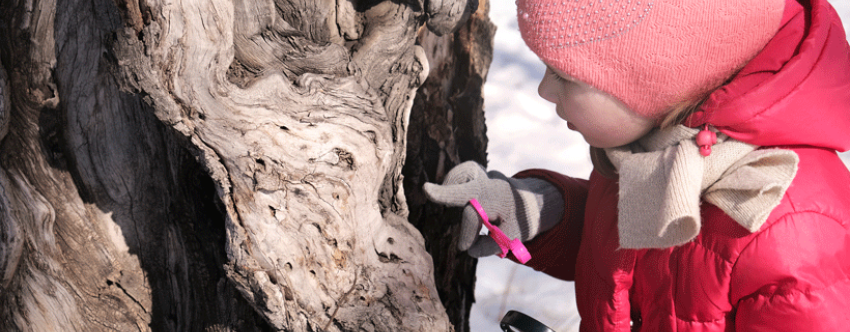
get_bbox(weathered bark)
[405,2,495,331]
[0,0,491,331]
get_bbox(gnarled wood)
[0,0,491,330]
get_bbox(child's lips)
[556,108,575,130]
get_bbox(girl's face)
[538,64,656,148]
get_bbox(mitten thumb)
[422,182,479,207]
[467,235,503,258]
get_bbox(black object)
[500,310,557,332]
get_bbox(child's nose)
[537,76,557,104]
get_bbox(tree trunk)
[0,0,492,331]
[405,2,495,331]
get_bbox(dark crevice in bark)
[403,2,494,331]
[37,102,69,170]
[2,0,490,330]
[39,101,98,204]
[153,136,273,331]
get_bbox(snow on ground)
[471,1,850,331]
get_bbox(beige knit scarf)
[605,125,799,249]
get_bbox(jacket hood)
[685,0,850,151]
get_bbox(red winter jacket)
[515,0,850,330]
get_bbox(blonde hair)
[658,98,707,129]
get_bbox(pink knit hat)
[517,0,786,118]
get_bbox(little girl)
[424,0,850,330]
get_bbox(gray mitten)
[423,161,564,258]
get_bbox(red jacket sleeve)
[512,169,589,281]
[732,212,850,331]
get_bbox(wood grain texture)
[0,0,488,330]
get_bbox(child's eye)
[546,67,569,83]
[553,73,568,83]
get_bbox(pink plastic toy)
[469,199,532,264]
[697,124,718,157]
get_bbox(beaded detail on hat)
[518,0,654,48]
[516,0,786,117]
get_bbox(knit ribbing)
[517,0,785,117]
